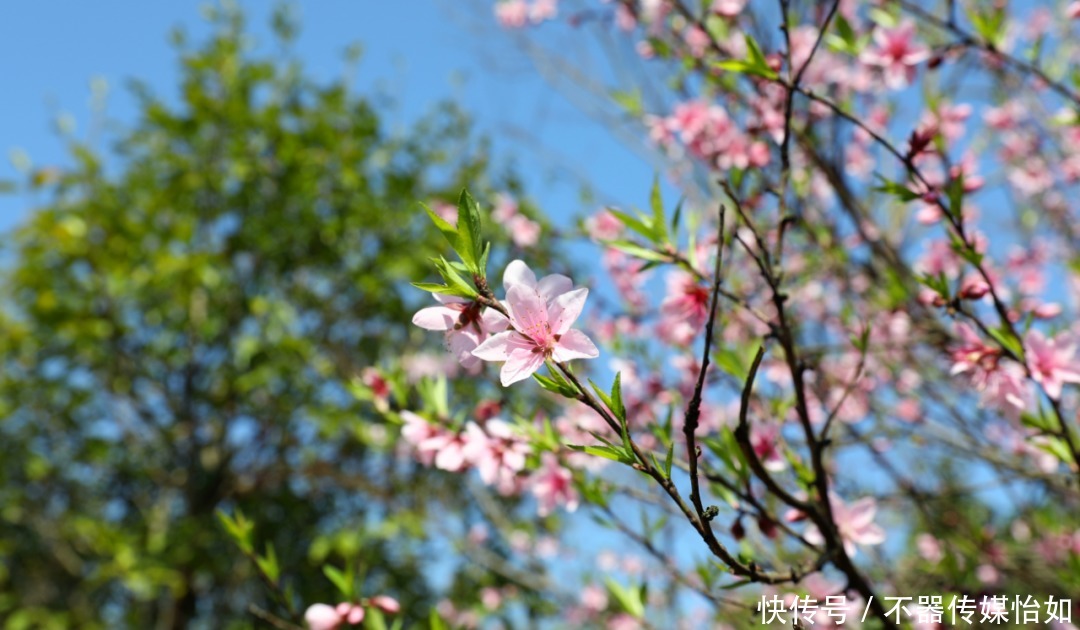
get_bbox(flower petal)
[503,259,537,290]
[481,307,510,333]
[447,330,481,368]
[506,284,550,339]
[537,273,573,303]
[500,348,547,386]
[548,288,588,335]
[552,329,599,362]
[412,306,461,331]
[472,331,531,362]
[844,497,878,530]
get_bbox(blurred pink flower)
[860,20,930,89]
[657,270,710,345]
[805,494,886,556]
[1025,330,1080,399]
[495,0,529,28]
[712,0,745,17]
[305,604,342,630]
[530,453,579,516]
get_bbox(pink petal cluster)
[401,412,531,493]
[711,0,745,17]
[304,597,399,630]
[495,0,557,28]
[412,295,508,371]
[859,20,930,89]
[493,193,542,248]
[950,324,1030,414]
[804,494,886,557]
[530,452,579,516]
[462,418,531,495]
[473,260,599,385]
[1025,330,1080,399]
[656,270,711,346]
[648,101,770,171]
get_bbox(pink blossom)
[657,270,710,345]
[711,0,745,17]
[916,533,944,563]
[580,584,609,612]
[804,494,886,557]
[983,361,1031,415]
[1068,1,1080,19]
[492,193,519,223]
[412,294,508,369]
[495,0,529,28]
[461,418,530,494]
[419,431,470,472]
[305,604,343,630]
[360,367,390,409]
[400,411,442,466]
[370,595,401,615]
[502,258,572,302]
[530,0,558,23]
[925,102,972,142]
[1025,330,1080,399]
[860,20,930,89]
[507,214,541,247]
[585,209,624,241]
[335,603,364,625]
[529,452,579,515]
[750,423,786,472]
[684,26,710,58]
[473,270,598,386]
[615,4,637,31]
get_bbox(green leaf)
[743,34,771,75]
[649,176,668,244]
[365,608,389,630]
[670,197,684,234]
[455,189,484,274]
[945,171,964,218]
[605,577,646,618]
[434,256,480,298]
[874,178,920,202]
[602,239,671,263]
[429,609,449,630]
[410,281,476,299]
[568,444,635,464]
[589,379,615,414]
[533,370,579,398]
[215,508,254,555]
[664,439,674,479]
[611,89,643,116]
[868,7,898,28]
[323,564,355,599]
[421,202,459,251]
[610,372,626,423]
[255,543,280,583]
[607,208,656,242]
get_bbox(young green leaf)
[323,564,355,599]
[455,189,485,274]
[650,176,669,244]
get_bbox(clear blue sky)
[0,1,655,235]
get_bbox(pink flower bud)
[304,603,342,630]
[345,606,365,625]
[371,595,401,615]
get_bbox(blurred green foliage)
[0,6,551,628]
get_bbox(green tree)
[0,7,553,628]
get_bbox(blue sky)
[0,1,655,235]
